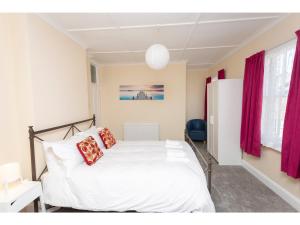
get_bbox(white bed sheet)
[42,140,215,212]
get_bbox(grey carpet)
[193,141,296,212]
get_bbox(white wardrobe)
[207,79,243,165]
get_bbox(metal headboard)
[28,115,95,212]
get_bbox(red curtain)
[281,30,300,178]
[218,69,225,79]
[240,51,265,157]
[204,77,211,121]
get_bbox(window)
[261,39,296,151]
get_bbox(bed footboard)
[185,132,212,193]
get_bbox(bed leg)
[34,199,39,212]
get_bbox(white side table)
[0,180,46,212]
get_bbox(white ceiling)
[40,13,285,69]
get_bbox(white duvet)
[42,141,215,212]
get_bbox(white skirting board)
[241,160,300,211]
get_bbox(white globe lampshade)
[145,44,170,70]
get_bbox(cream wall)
[27,15,90,129]
[0,14,35,180]
[186,69,209,121]
[0,15,24,168]
[99,63,186,140]
[209,14,300,199]
[0,14,90,179]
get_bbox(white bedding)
[41,141,215,212]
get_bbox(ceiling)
[40,13,285,69]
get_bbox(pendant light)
[145,44,170,70]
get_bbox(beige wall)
[27,15,90,129]
[0,14,90,179]
[99,63,186,140]
[208,14,300,199]
[186,69,209,121]
[0,15,24,169]
[0,14,35,180]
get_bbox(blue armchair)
[186,119,207,141]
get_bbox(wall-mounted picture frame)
[120,85,164,100]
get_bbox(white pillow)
[75,126,105,150]
[42,141,64,174]
[42,135,86,177]
[41,127,105,177]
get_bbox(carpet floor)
[193,141,296,212]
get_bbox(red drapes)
[240,51,265,157]
[281,30,300,178]
[204,77,211,121]
[218,69,225,79]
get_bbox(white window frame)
[261,39,296,152]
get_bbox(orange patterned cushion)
[99,128,116,149]
[76,136,103,165]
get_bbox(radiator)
[123,123,160,141]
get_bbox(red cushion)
[76,136,103,165]
[99,128,116,149]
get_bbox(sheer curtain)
[261,39,296,151]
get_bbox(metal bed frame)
[184,132,212,193]
[28,115,212,212]
[28,115,96,212]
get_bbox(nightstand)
[0,180,46,212]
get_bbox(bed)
[29,116,215,212]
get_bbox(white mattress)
[41,141,215,212]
